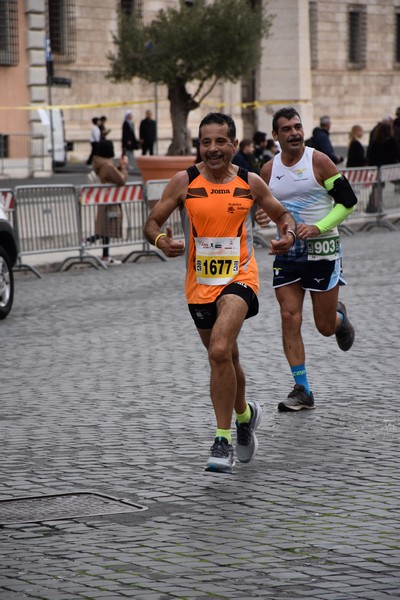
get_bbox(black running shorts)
[188,282,259,329]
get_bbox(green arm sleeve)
[314,203,355,234]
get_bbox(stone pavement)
[0,229,399,600]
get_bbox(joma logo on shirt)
[210,189,229,194]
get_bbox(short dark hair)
[272,107,301,132]
[253,131,266,145]
[239,139,253,152]
[94,139,115,158]
[199,112,236,142]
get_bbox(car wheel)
[0,246,14,320]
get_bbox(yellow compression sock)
[216,429,232,444]
[236,403,251,424]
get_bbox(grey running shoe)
[235,400,262,463]
[278,384,315,412]
[205,437,235,473]
[336,301,355,351]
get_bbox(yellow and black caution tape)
[0,99,153,111]
[0,97,311,111]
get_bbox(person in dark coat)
[366,121,399,212]
[232,139,256,171]
[393,107,400,155]
[312,115,344,165]
[252,131,268,173]
[139,110,157,155]
[346,125,367,167]
[367,122,399,167]
[366,115,393,164]
[122,110,139,171]
[98,115,111,140]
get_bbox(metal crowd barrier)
[341,166,398,233]
[78,181,161,264]
[379,164,400,226]
[145,179,184,248]
[3,164,399,278]
[13,184,102,273]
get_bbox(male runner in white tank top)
[258,107,357,412]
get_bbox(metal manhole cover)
[0,491,147,525]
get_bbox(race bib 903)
[307,235,340,261]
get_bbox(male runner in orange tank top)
[144,113,296,473]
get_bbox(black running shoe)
[336,301,355,351]
[235,401,262,463]
[205,437,235,473]
[278,384,315,412]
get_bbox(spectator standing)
[139,110,157,155]
[393,107,400,155]
[366,121,400,210]
[366,115,393,164]
[252,131,268,173]
[346,125,367,167]
[86,140,128,265]
[99,115,111,140]
[264,139,279,162]
[368,122,399,168]
[122,110,139,171]
[232,139,256,171]
[312,115,344,165]
[86,117,101,166]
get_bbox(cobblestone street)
[0,228,399,600]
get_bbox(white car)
[0,200,18,319]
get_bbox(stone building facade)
[0,0,399,175]
[254,0,400,148]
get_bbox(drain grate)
[0,491,147,525]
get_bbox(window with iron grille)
[121,0,142,16]
[0,0,19,67]
[309,1,318,70]
[348,5,366,68]
[47,0,76,63]
[395,12,400,65]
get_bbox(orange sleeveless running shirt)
[180,166,259,304]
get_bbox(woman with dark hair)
[366,121,399,212]
[368,122,399,167]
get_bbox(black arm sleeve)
[327,175,358,208]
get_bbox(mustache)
[288,136,302,142]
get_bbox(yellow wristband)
[154,232,167,248]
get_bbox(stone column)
[25,0,51,175]
[257,0,313,138]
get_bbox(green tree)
[107,0,273,155]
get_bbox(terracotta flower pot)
[136,155,195,183]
